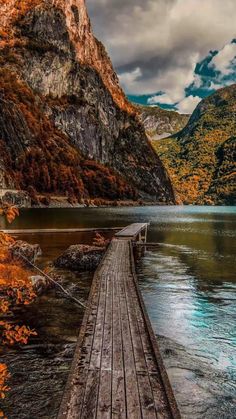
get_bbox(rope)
[15,251,87,309]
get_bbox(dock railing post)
[140,225,147,256]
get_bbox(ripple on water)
[0,205,235,418]
[137,244,236,419]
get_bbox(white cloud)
[87,0,236,108]
[176,95,201,114]
[118,67,142,92]
[88,0,236,69]
[210,43,236,75]
[148,93,174,105]
[191,74,203,89]
[119,54,197,108]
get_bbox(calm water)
[1,206,235,418]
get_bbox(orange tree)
[0,204,36,415]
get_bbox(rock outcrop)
[10,240,42,264]
[137,105,189,140]
[30,275,54,295]
[55,244,105,271]
[0,0,175,204]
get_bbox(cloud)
[118,55,197,104]
[210,42,236,75]
[118,67,142,92]
[87,0,236,110]
[148,93,174,106]
[187,40,236,97]
[176,95,201,114]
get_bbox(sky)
[87,0,236,114]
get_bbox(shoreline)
[1,190,232,208]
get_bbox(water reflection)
[1,206,236,418]
[136,209,236,418]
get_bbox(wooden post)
[140,226,147,256]
[138,232,142,257]
[143,225,148,254]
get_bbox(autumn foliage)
[0,362,10,415]
[92,233,110,248]
[0,69,137,203]
[153,85,236,205]
[0,206,36,414]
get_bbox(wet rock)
[30,275,54,295]
[54,244,105,271]
[10,240,42,264]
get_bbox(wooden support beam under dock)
[58,224,180,419]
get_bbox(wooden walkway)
[58,224,180,419]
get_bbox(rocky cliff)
[0,0,175,204]
[153,85,236,205]
[137,105,189,140]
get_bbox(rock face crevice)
[0,0,176,203]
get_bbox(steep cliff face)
[0,0,175,203]
[0,0,133,113]
[137,105,189,140]
[153,85,236,205]
[0,69,136,201]
[52,0,134,114]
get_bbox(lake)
[1,206,235,418]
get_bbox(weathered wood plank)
[122,243,157,418]
[112,269,126,419]
[115,223,148,239]
[57,257,102,419]
[81,370,100,419]
[117,242,142,419]
[89,268,107,370]
[97,271,113,418]
[57,227,180,419]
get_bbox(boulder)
[54,245,105,272]
[30,275,54,295]
[10,240,42,264]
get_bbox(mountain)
[0,0,175,205]
[137,105,189,140]
[153,85,236,205]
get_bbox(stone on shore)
[30,275,54,295]
[54,245,105,271]
[10,240,42,264]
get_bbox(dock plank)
[112,270,126,419]
[115,223,148,239]
[58,224,180,419]
[97,271,113,418]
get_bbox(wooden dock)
[58,224,180,419]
